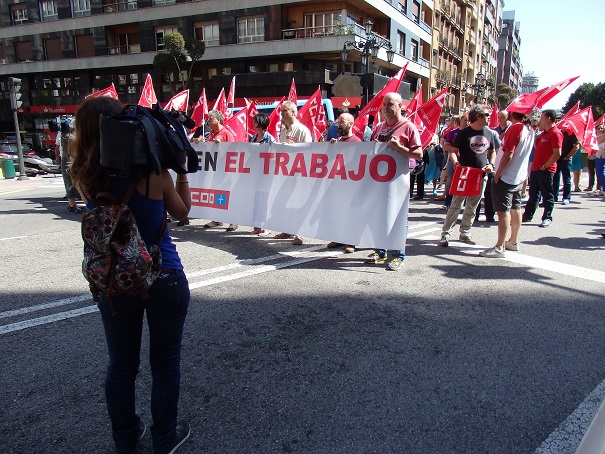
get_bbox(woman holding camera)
[70,96,192,454]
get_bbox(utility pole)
[9,77,27,180]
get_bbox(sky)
[500,0,605,110]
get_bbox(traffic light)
[9,77,22,110]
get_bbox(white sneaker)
[504,241,519,251]
[479,247,505,258]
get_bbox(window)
[412,1,420,23]
[155,26,178,50]
[44,38,62,60]
[71,0,90,17]
[15,41,33,62]
[410,39,418,61]
[268,63,279,73]
[194,22,219,47]
[397,31,406,55]
[10,4,28,25]
[283,62,293,71]
[304,12,341,37]
[153,0,175,5]
[39,0,58,21]
[398,2,406,14]
[237,17,264,43]
[75,34,94,57]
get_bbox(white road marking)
[0,235,27,241]
[0,295,90,319]
[0,305,98,335]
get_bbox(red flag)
[288,79,297,105]
[352,63,408,139]
[583,109,599,155]
[507,76,580,114]
[164,89,189,112]
[559,100,581,122]
[190,89,208,129]
[406,83,423,115]
[595,114,605,127]
[556,106,591,138]
[86,83,119,100]
[489,101,499,129]
[298,86,323,137]
[211,88,228,118]
[226,76,236,119]
[246,100,259,136]
[409,88,449,150]
[267,97,285,139]
[222,106,249,142]
[138,74,157,108]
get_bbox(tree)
[495,83,518,109]
[561,82,605,119]
[153,32,205,94]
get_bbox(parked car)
[0,143,60,176]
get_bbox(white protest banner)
[188,142,410,250]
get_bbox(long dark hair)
[69,97,123,198]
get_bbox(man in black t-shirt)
[438,104,497,246]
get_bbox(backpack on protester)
[99,104,199,178]
[81,181,165,313]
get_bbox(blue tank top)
[87,181,183,271]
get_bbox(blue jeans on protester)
[375,223,409,260]
[552,157,572,201]
[596,157,605,192]
[98,270,190,453]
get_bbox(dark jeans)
[587,158,600,190]
[552,158,571,201]
[523,170,555,221]
[475,173,494,220]
[60,155,79,199]
[98,270,190,453]
[410,170,425,198]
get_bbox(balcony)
[103,0,137,13]
[107,44,141,55]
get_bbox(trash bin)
[1,159,16,179]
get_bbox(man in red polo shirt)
[522,109,563,228]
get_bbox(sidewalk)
[0,174,59,194]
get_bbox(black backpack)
[99,104,199,178]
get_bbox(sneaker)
[504,241,519,251]
[583,187,594,192]
[539,219,552,228]
[176,218,190,226]
[118,421,146,454]
[438,234,449,247]
[344,245,356,253]
[386,257,404,270]
[154,420,190,454]
[366,252,387,264]
[274,232,295,239]
[66,205,84,213]
[327,242,343,249]
[459,234,477,245]
[250,227,263,235]
[479,247,505,258]
[292,236,303,245]
[203,221,223,229]
[561,199,570,205]
[226,224,238,231]
[522,216,532,223]
[440,204,450,210]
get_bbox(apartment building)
[0,0,433,133]
[521,71,538,94]
[431,0,502,117]
[496,9,522,92]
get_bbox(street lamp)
[341,20,396,107]
[465,72,493,105]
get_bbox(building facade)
[521,70,538,94]
[0,0,434,132]
[496,9,522,92]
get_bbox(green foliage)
[152,31,206,94]
[562,82,605,119]
[495,84,518,109]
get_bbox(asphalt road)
[1,174,604,454]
